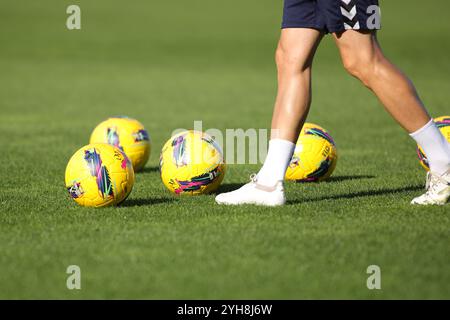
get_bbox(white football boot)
[411,169,450,205]
[215,174,286,206]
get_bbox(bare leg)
[333,30,450,206]
[215,28,324,205]
[333,30,430,133]
[271,28,323,142]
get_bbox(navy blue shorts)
[282,0,381,33]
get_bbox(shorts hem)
[327,24,381,34]
[281,23,323,31]
[281,23,381,34]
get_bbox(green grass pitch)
[0,0,449,299]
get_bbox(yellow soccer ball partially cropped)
[285,123,338,182]
[90,117,151,172]
[65,143,135,207]
[160,130,226,195]
[417,116,450,171]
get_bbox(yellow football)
[160,130,226,195]
[65,143,135,207]
[285,123,338,182]
[90,117,151,172]
[417,116,450,171]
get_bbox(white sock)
[257,139,295,186]
[410,119,450,175]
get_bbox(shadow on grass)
[139,166,160,174]
[324,175,376,183]
[287,185,423,205]
[121,197,175,207]
[215,175,375,193]
[214,183,244,194]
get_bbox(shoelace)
[425,172,450,195]
[250,173,257,183]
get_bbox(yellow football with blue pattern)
[285,123,338,182]
[90,117,151,172]
[160,130,226,195]
[65,143,135,207]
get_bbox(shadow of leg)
[287,185,423,205]
[213,183,245,194]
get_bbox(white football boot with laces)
[411,169,450,205]
[215,174,286,206]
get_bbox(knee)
[275,45,294,72]
[341,54,381,87]
[275,44,310,74]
